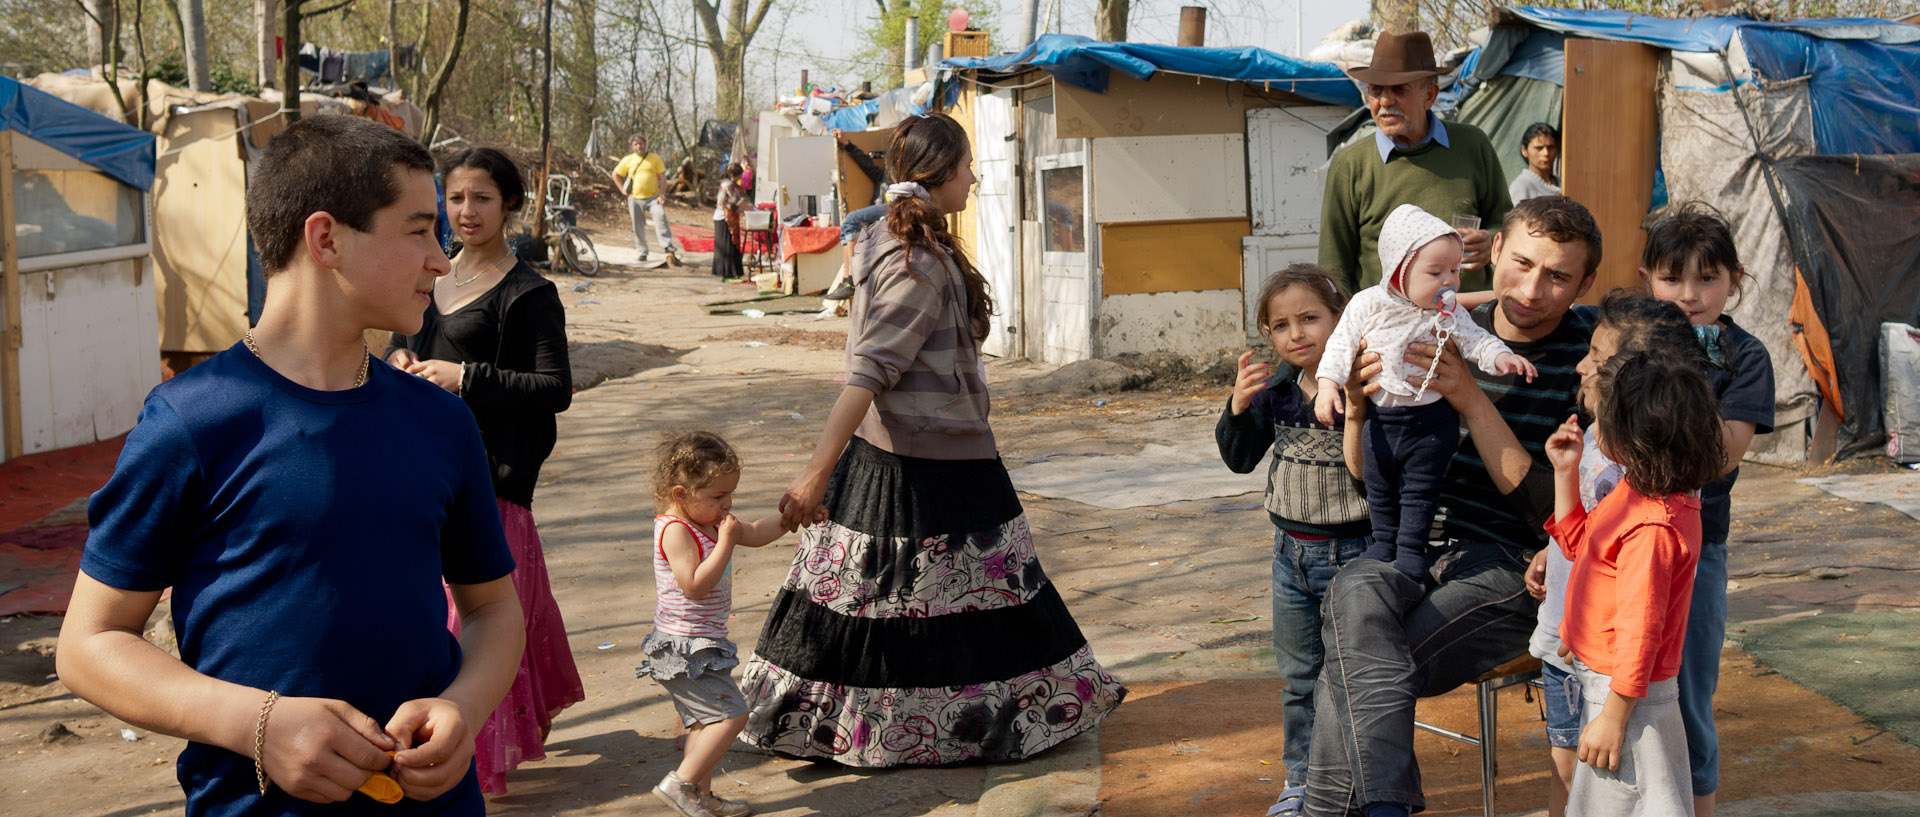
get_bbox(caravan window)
[1041,165,1084,253]
[13,168,146,259]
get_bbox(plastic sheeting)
[1658,78,1821,462]
[0,75,154,190]
[1455,74,1562,194]
[1508,7,1916,53]
[1738,29,1920,156]
[1775,154,1920,455]
[939,33,1362,108]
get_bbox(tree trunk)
[534,0,553,240]
[181,0,211,91]
[281,0,303,124]
[386,0,397,90]
[256,0,278,89]
[1375,0,1420,35]
[1095,0,1128,42]
[81,0,133,124]
[692,0,775,152]
[887,0,908,88]
[420,0,472,146]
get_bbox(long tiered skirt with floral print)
[739,437,1126,766]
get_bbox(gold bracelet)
[254,690,279,796]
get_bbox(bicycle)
[543,173,600,277]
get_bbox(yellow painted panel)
[1100,218,1250,296]
[1057,74,1244,139]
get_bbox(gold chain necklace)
[452,253,511,287]
[244,329,370,388]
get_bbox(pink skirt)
[446,498,586,795]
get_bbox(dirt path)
[3,222,1918,816]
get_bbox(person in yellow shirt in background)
[614,134,679,264]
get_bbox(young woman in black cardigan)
[386,147,583,795]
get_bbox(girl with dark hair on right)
[1639,203,1774,817]
[1545,342,1724,817]
[737,112,1126,767]
[386,146,585,794]
[1509,122,1561,203]
[711,163,746,281]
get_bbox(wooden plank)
[1099,218,1250,296]
[835,128,891,215]
[1562,38,1660,303]
[1057,74,1246,139]
[0,130,22,459]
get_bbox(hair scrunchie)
[886,181,930,202]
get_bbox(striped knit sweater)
[843,224,997,460]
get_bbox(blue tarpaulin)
[0,75,154,191]
[938,34,1362,109]
[1469,8,1920,156]
[1739,29,1920,155]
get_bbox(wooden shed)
[937,35,1362,363]
[0,75,159,461]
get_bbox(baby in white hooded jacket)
[1313,203,1536,577]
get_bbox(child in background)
[1315,203,1536,580]
[641,431,789,817]
[1640,205,1776,816]
[1525,292,1703,817]
[1545,350,1725,817]
[1216,264,1372,817]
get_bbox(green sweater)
[1318,121,1512,293]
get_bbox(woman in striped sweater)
[739,112,1126,766]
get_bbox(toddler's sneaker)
[653,772,717,817]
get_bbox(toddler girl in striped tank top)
[640,431,792,817]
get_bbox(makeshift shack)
[0,75,159,461]
[27,74,422,358]
[1447,8,1920,463]
[937,35,1361,362]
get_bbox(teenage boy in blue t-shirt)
[57,116,525,817]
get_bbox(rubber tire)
[559,230,599,277]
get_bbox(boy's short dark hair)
[1500,195,1603,276]
[246,116,436,275]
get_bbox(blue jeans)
[1539,662,1581,749]
[1678,539,1728,795]
[1272,530,1369,784]
[1303,542,1537,816]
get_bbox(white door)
[1036,149,1092,363]
[1246,105,1353,237]
[974,90,1019,358]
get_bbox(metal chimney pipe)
[1178,7,1206,47]
[799,69,809,94]
[905,16,921,69]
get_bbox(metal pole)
[905,16,920,70]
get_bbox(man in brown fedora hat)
[1318,30,1511,295]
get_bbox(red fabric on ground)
[672,223,716,253]
[780,226,841,262]
[0,436,124,614]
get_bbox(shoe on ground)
[704,791,752,817]
[653,772,717,817]
[1266,783,1307,817]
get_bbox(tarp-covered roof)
[1478,7,1920,155]
[0,75,155,190]
[938,33,1363,108]
[1510,6,1920,52]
